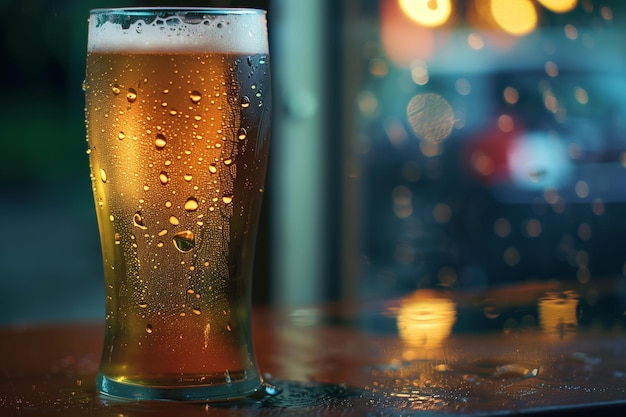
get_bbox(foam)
[88,9,268,54]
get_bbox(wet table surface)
[2,298,626,416]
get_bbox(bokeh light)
[490,0,538,36]
[537,0,577,13]
[398,0,452,28]
[406,93,454,143]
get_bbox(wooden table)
[2,305,626,416]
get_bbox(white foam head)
[88,8,268,54]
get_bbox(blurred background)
[2,0,626,329]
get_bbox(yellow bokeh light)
[537,0,577,13]
[398,0,452,28]
[490,0,537,36]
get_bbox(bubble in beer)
[241,96,250,108]
[190,91,202,103]
[155,133,167,149]
[133,212,148,230]
[169,216,180,226]
[184,197,199,211]
[126,88,137,103]
[112,84,121,95]
[238,128,247,140]
[99,168,107,183]
[145,324,153,333]
[159,171,169,184]
[173,230,195,253]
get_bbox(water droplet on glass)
[190,91,202,103]
[224,159,233,166]
[126,88,137,103]
[238,127,247,140]
[209,165,217,174]
[114,233,121,245]
[192,308,202,315]
[159,171,169,184]
[158,229,168,237]
[173,230,195,253]
[155,133,167,149]
[145,324,153,333]
[184,174,193,182]
[112,84,121,95]
[240,96,250,108]
[99,168,107,183]
[222,196,233,204]
[118,131,125,140]
[184,198,199,211]
[139,302,148,308]
[133,212,148,230]
[169,216,180,226]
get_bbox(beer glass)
[84,8,271,401]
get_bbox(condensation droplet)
[145,324,153,333]
[155,133,167,149]
[114,233,121,245]
[184,198,199,211]
[190,91,202,103]
[139,302,148,308]
[238,127,247,140]
[184,174,193,182]
[112,84,121,95]
[209,165,217,174]
[158,229,168,237]
[224,159,233,166]
[192,308,202,315]
[118,131,125,140]
[127,88,137,103]
[159,171,169,184]
[169,216,180,226]
[240,96,250,108]
[99,168,107,183]
[222,196,233,204]
[133,212,148,230]
[173,230,195,253]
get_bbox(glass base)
[96,372,266,402]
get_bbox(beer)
[85,9,271,401]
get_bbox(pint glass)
[84,8,271,401]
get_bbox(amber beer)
[84,8,271,401]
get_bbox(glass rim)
[89,7,266,16]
